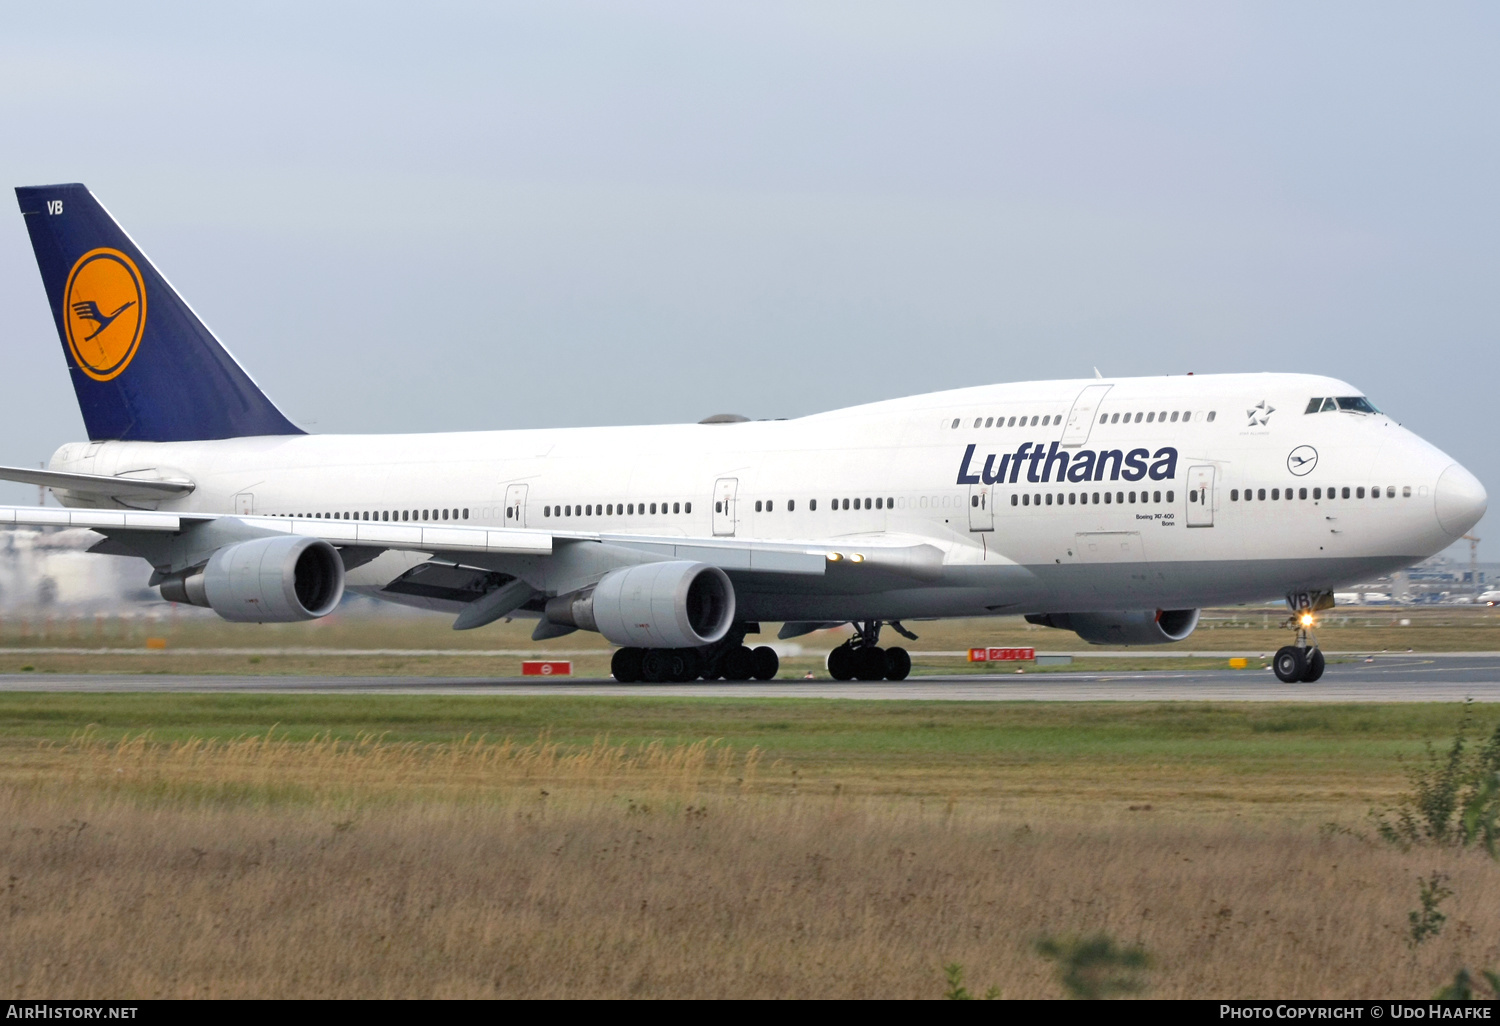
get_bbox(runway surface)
[4,655,1500,701]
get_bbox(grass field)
[0,604,1494,678]
[3,694,1500,998]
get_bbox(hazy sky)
[0,2,1495,555]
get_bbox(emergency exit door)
[1186,466,1215,527]
[968,484,994,531]
[712,478,738,536]
[504,484,528,527]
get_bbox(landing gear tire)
[853,646,886,681]
[673,649,703,683]
[722,645,755,681]
[640,647,671,683]
[1273,646,1307,684]
[611,647,644,683]
[827,645,855,681]
[1301,648,1325,682]
[750,646,779,681]
[884,646,911,681]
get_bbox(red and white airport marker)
[521,661,572,676]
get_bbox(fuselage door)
[504,484,528,528]
[1061,383,1113,448]
[968,484,994,532]
[234,492,254,515]
[1186,466,1215,527]
[713,477,738,536]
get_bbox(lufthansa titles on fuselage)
[956,442,1179,486]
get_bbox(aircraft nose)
[1435,463,1488,538]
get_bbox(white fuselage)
[46,372,1485,622]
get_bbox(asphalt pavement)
[3,654,1500,701]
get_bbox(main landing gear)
[1273,592,1331,683]
[826,620,913,681]
[611,625,780,683]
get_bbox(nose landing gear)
[1274,592,1332,683]
[826,620,914,681]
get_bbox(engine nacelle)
[1025,608,1200,646]
[159,536,345,623]
[544,560,736,648]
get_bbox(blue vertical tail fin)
[15,183,303,442]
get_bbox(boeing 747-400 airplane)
[3,184,1487,684]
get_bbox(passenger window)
[1356,487,1365,499]
[1010,494,1018,506]
[1170,411,1179,422]
[1045,494,1053,505]
[1104,492,1111,504]
[1402,486,1411,498]
[1153,491,1161,502]
[1111,413,1121,424]
[1099,413,1108,424]
[843,498,851,510]
[1128,491,1136,503]
[649,503,656,513]
[876,497,883,509]
[755,500,762,512]
[785,500,792,511]
[1079,492,1088,504]
[674,502,682,513]
[864,498,872,510]
[1181,411,1190,422]
[1207,411,1217,422]
[1068,493,1076,505]
[985,417,993,427]
[1166,491,1174,502]
[810,499,817,511]
[1029,415,1039,426]
[1341,487,1349,499]
[1146,412,1155,423]
[1022,494,1030,506]
[1370,487,1379,500]
[1041,415,1051,426]
[1386,486,1395,498]
[973,417,982,428]
[1298,488,1306,500]
[1231,489,1239,501]
[951,419,960,429]
[1008,417,1017,427]
[1271,489,1279,500]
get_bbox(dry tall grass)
[2,733,1499,998]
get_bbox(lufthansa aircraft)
[3,184,1488,684]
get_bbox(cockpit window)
[1305,396,1379,414]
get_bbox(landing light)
[1300,613,1315,628]
[827,552,843,562]
[850,553,866,564]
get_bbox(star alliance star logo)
[1247,400,1274,427]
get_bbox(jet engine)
[1024,608,1200,646]
[544,560,736,648]
[159,536,345,622]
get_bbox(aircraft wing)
[0,505,945,581]
[0,465,195,499]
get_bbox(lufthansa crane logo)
[1287,445,1318,476]
[63,248,146,382]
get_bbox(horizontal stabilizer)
[0,464,194,499]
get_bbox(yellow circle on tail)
[63,248,147,382]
